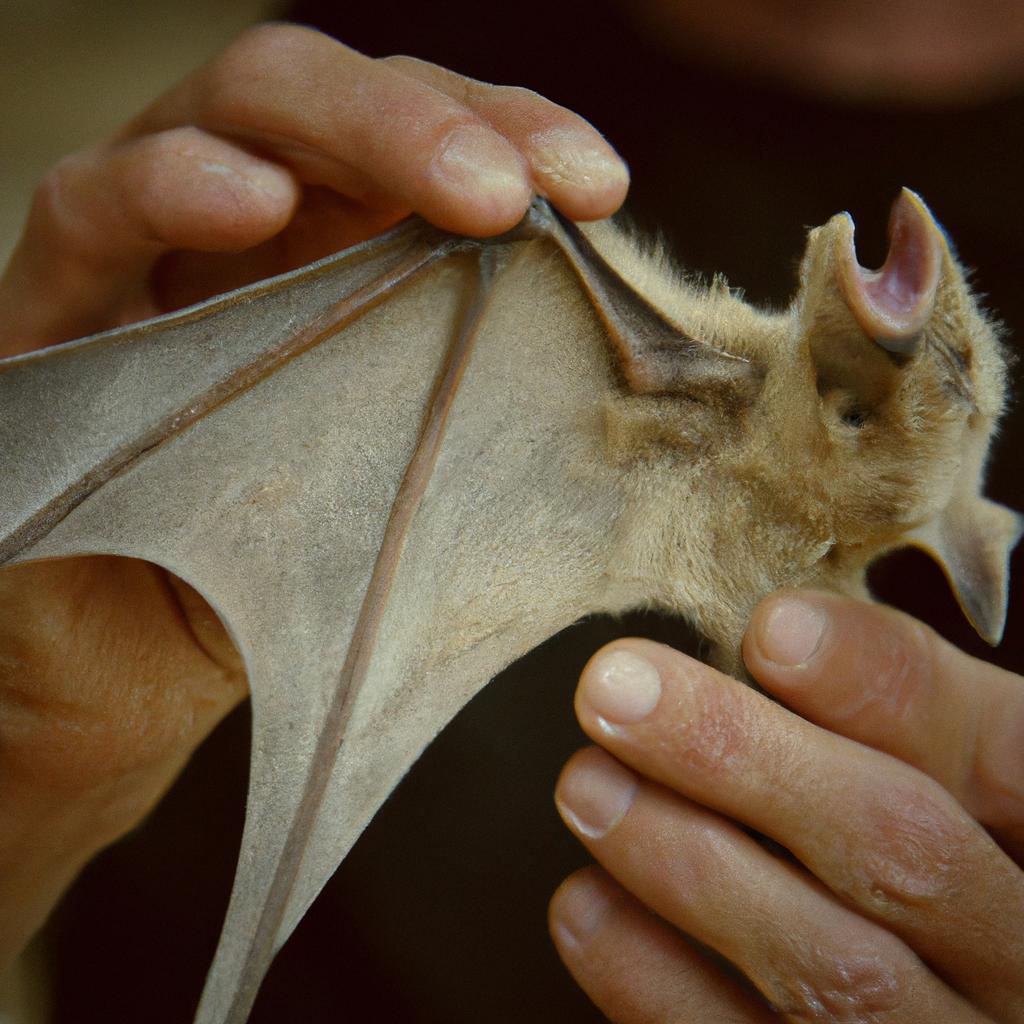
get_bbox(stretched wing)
[0,201,753,1022]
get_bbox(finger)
[150,184,404,314]
[381,55,629,221]
[554,749,989,1024]
[574,641,1024,1019]
[0,126,298,355]
[549,865,775,1024]
[743,591,1024,855]
[125,24,532,236]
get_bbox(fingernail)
[759,599,827,667]
[556,752,637,839]
[580,648,662,724]
[552,873,610,949]
[431,125,529,199]
[528,127,629,190]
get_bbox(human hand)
[0,22,627,974]
[0,22,627,356]
[550,592,1024,1021]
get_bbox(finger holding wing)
[0,22,628,355]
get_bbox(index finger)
[124,23,628,236]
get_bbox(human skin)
[0,23,1022,1020]
[551,597,1024,1021]
[0,21,627,979]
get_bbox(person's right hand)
[0,22,629,977]
[550,593,1024,1022]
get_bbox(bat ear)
[796,190,953,410]
[908,490,1024,645]
[833,188,945,354]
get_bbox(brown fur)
[589,196,1017,669]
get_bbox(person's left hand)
[549,591,1024,1022]
[0,25,629,976]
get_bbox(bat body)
[0,196,1019,1021]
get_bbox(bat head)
[604,190,1022,663]
[786,189,1022,644]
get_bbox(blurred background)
[0,0,280,267]
[2,1,1024,1022]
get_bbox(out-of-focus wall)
[0,0,281,268]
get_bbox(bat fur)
[580,192,1018,669]
[0,191,1019,1021]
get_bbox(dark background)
[48,3,1024,1021]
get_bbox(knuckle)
[839,779,975,921]
[822,606,931,724]
[222,20,326,68]
[125,126,204,189]
[882,614,935,707]
[428,113,510,164]
[112,145,174,244]
[665,812,742,889]
[199,23,333,125]
[0,560,231,796]
[864,625,921,719]
[975,694,1024,828]
[432,110,485,140]
[766,937,906,1022]
[0,646,159,798]
[28,151,109,261]
[487,82,546,107]
[31,153,85,233]
[459,76,503,106]
[115,129,291,249]
[386,55,494,108]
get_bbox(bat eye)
[840,405,868,429]
[818,385,874,432]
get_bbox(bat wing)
[0,202,746,1022]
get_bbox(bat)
[1,190,1019,1022]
